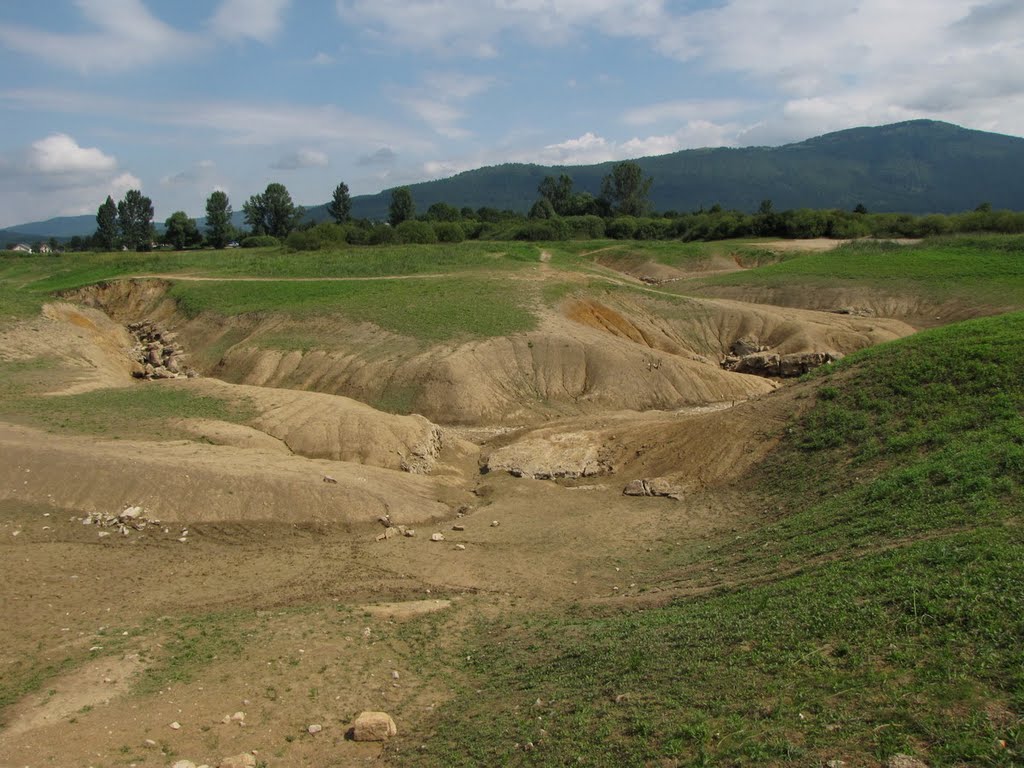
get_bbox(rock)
[384,526,397,539]
[308,723,323,734]
[452,524,465,531]
[403,529,416,537]
[490,520,500,527]
[172,761,198,768]
[886,756,929,768]
[730,337,762,356]
[455,544,466,551]
[430,533,445,542]
[230,711,245,723]
[349,711,397,742]
[322,475,338,484]
[391,670,400,680]
[169,721,181,730]
[622,478,682,499]
[218,755,256,768]
[622,479,649,496]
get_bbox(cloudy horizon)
[1,0,1023,227]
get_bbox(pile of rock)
[374,514,415,541]
[80,504,160,536]
[127,321,197,380]
[722,350,842,378]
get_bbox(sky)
[1,0,1023,228]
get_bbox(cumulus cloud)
[0,134,141,227]
[28,134,117,174]
[209,0,292,42]
[271,148,330,170]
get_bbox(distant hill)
[7,120,1024,239]
[343,120,1024,219]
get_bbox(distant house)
[37,243,52,254]
[11,243,32,253]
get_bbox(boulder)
[349,711,397,742]
[218,755,256,768]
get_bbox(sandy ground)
[0,259,932,767]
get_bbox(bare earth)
[0,250,946,767]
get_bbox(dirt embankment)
[64,278,912,427]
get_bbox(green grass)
[704,235,1024,307]
[168,276,538,342]
[391,310,1024,767]
[0,376,254,438]
[9,242,542,295]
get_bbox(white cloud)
[337,0,666,57]
[393,72,494,138]
[271,149,330,170]
[0,0,198,73]
[209,0,292,42]
[312,51,335,66]
[0,135,142,227]
[28,134,117,174]
[623,99,752,127]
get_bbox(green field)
[703,236,1024,307]
[394,312,1024,767]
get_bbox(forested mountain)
[342,120,1024,220]
[7,120,1024,239]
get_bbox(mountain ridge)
[6,120,1024,240]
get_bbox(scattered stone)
[349,711,397,742]
[455,544,466,551]
[430,533,445,542]
[218,755,256,768]
[377,514,392,527]
[452,524,465,531]
[172,761,198,768]
[98,531,111,538]
[169,721,181,730]
[403,529,416,537]
[826,760,846,768]
[80,505,162,538]
[886,756,929,768]
[391,670,400,680]
[308,723,323,735]
[323,475,338,484]
[490,520,500,527]
[230,711,245,723]
[144,739,157,747]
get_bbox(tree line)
[12,161,1024,254]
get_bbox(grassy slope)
[396,313,1024,767]
[703,236,1024,308]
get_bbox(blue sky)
[1,0,1023,227]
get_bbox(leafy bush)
[564,215,606,239]
[513,218,570,241]
[396,220,438,245]
[366,225,399,245]
[434,222,466,243]
[285,230,322,251]
[240,235,280,248]
[606,216,638,239]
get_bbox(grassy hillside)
[392,313,1024,767]
[701,235,1024,308]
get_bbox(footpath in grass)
[395,311,1024,767]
